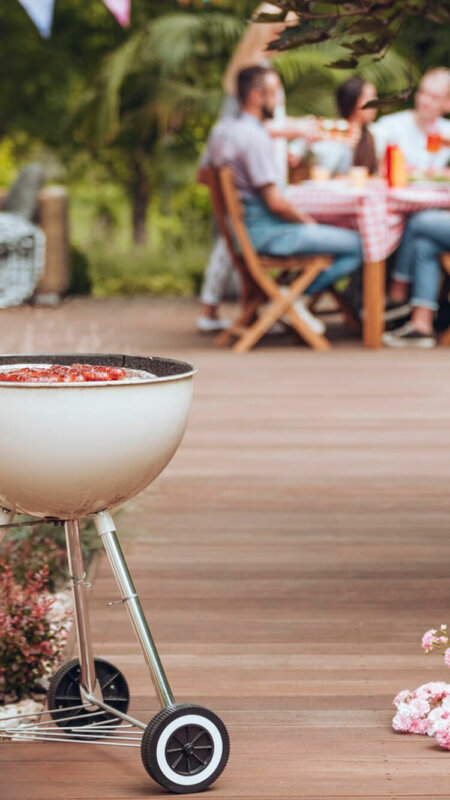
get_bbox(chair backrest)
[203,168,243,272]
[216,166,266,287]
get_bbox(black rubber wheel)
[141,703,229,794]
[47,657,130,728]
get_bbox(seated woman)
[310,77,379,175]
[383,210,450,348]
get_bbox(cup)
[427,133,442,153]
[310,165,330,181]
[349,166,368,188]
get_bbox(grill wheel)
[141,703,230,794]
[47,657,130,729]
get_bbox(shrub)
[0,562,68,701]
[69,178,213,299]
[0,532,66,593]
[0,520,102,592]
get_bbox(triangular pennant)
[102,0,131,27]
[17,0,54,38]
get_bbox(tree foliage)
[259,0,449,106]
[259,1,449,63]
[0,0,445,247]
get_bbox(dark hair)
[236,65,271,105]
[336,77,378,174]
[336,77,366,120]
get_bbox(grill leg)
[0,507,15,545]
[94,510,175,709]
[64,519,98,697]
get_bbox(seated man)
[371,68,450,171]
[383,210,450,348]
[198,65,362,334]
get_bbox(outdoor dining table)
[287,178,450,348]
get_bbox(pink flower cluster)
[392,625,450,751]
[392,682,450,736]
[421,626,449,654]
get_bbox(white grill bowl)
[0,354,195,519]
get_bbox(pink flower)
[444,649,450,669]
[392,698,430,735]
[392,709,412,732]
[415,682,449,703]
[435,728,450,749]
[428,703,450,737]
[409,717,431,735]
[393,689,410,707]
[392,682,450,736]
[408,697,431,717]
[422,629,438,653]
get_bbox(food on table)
[408,167,450,183]
[270,116,355,144]
[317,118,355,141]
[0,363,156,383]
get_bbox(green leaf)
[268,21,336,50]
[363,87,414,109]
[345,34,392,56]
[255,11,288,22]
[325,57,359,68]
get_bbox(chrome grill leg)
[94,510,175,709]
[64,519,98,697]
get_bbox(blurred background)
[1,0,445,300]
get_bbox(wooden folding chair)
[206,166,332,353]
[204,168,266,345]
[439,253,450,346]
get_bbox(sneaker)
[383,299,412,322]
[359,299,412,323]
[196,316,231,333]
[279,289,325,335]
[382,321,436,348]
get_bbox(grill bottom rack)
[0,508,230,795]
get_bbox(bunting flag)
[17,0,55,37]
[102,0,131,27]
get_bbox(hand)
[266,117,321,143]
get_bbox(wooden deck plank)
[2,297,450,799]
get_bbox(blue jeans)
[393,210,450,311]
[243,197,362,295]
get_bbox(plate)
[407,179,450,190]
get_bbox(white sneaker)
[279,289,325,335]
[196,316,231,333]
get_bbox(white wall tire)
[141,704,229,794]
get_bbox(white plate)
[293,180,360,193]
[406,180,450,191]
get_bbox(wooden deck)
[2,297,450,798]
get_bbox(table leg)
[363,259,385,349]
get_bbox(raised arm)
[223,3,298,95]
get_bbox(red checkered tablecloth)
[287,180,450,263]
